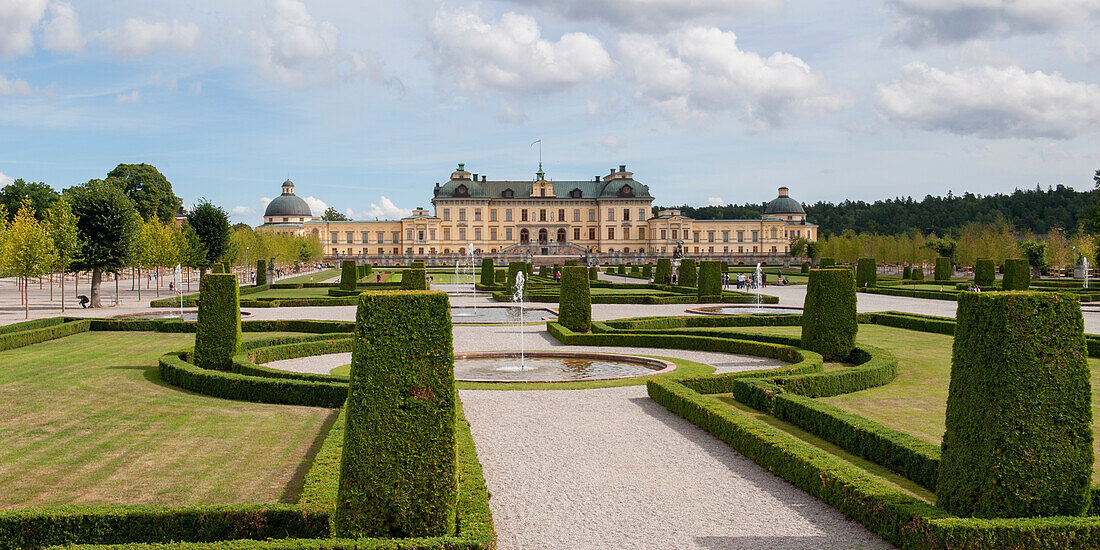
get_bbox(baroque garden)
[4,164,1100,550]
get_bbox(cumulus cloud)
[427,7,613,95]
[115,90,139,104]
[345,196,411,220]
[41,1,82,53]
[890,0,1100,47]
[302,195,327,216]
[875,62,1100,139]
[0,171,14,186]
[707,197,726,206]
[232,205,256,216]
[0,74,34,95]
[618,27,847,128]
[96,18,200,58]
[497,103,527,124]
[0,0,47,59]
[499,0,781,31]
[1056,37,1098,63]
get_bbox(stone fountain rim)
[685,304,803,316]
[111,309,255,319]
[452,350,675,383]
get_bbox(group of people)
[964,284,983,292]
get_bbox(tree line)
[0,163,322,317]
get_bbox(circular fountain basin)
[453,351,674,382]
[687,305,802,316]
[450,305,556,324]
[114,310,253,321]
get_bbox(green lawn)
[728,324,1100,482]
[246,287,333,299]
[0,331,335,509]
[276,269,340,285]
[377,271,476,284]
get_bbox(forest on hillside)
[655,184,1094,237]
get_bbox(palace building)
[258,164,817,262]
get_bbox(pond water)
[454,353,665,382]
[450,306,555,324]
[691,306,801,316]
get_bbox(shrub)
[801,268,857,361]
[558,266,591,333]
[507,262,526,291]
[974,258,995,287]
[255,260,267,286]
[698,261,722,298]
[856,258,877,288]
[588,266,599,281]
[411,260,425,269]
[553,264,561,277]
[495,269,505,283]
[631,265,641,276]
[938,291,1092,518]
[819,257,835,268]
[361,264,372,277]
[801,262,810,274]
[339,261,357,291]
[525,262,532,276]
[335,291,456,538]
[193,274,241,370]
[654,258,672,285]
[1002,258,1031,290]
[902,266,911,279]
[643,264,652,278]
[399,267,428,290]
[911,266,925,280]
[564,260,578,266]
[678,259,697,287]
[479,259,494,286]
[211,264,224,274]
[159,353,348,408]
[934,257,951,281]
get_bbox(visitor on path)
[78,295,89,308]
[376,274,381,283]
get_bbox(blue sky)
[1,0,1098,226]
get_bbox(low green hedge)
[0,319,90,352]
[818,258,835,268]
[858,286,957,301]
[159,352,348,408]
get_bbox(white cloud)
[876,62,1100,139]
[428,8,613,95]
[232,205,256,216]
[890,0,1100,47]
[499,0,781,31]
[618,27,847,128]
[0,171,14,186]
[1056,37,1098,63]
[41,1,82,53]
[115,90,139,104]
[96,18,199,58]
[707,197,725,206]
[260,197,272,207]
[497,103,527,124]
[0,74,34,95]
[0,0,46,59]
[600,135,625,150]
[302,196,327,216]
[346,196,411,220]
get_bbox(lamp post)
[244,246,250,284]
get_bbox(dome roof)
[763,187,805,215]
[264,179,313,218]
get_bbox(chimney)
[609,168,615,176]
[594,176,599,182]
[778,186,789,198]
[472,173,478,181]
[619,164,626,173]
[482,175,487,182]
[457,163,465,171]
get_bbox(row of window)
[329,244,785,257]
[441,207,649,223]
[326,225,809,244]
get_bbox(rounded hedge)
[856,258,877,288]
[801,268,858,361]
[194,273,242,370]
[558,266,592,333]
[678,259,697,287]
[617,264,627,275]
[911,266,925,281]
[480,258,495,286]
[340,260,357,291]
[399,267,428,290]
[698,261,723,298]
[336,290,456,537]
[1002,258,1031,290]
[801,262,810,274]
[974,258,995,287]
[819,258,836,268]
[934,257,952,281]
[654,258,673,285]
[939,291,1091,518]
[255,259,267,286]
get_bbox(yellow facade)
[258,164,817,262]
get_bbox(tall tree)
[2,200,55,317]
[0,179,58,222]
[106,163,183,223]
[186,200,231,274]
[66,179,141,308]
[176,221,206,292]
[322,207,350,221]
[47,195,80,311]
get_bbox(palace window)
[505,227,513,241]
[490,227,497,240]
[391,231,400,243]
[442,209,450,221]
[639,227,645,239]
[608,209,615,221]
[459,209,466,222]
[671,229,678,239]
[638,209,646,221]
[623,227,630,239]
[540,209,547,222]
[693,231,700,243]
[660,229,667,240]
[459,228,466,241]
[608,227,615,240]
[589,228,596,240]
[331,233,338,243]
[430,229,436,240]
[708,231,715,243]
[770,227,778,239]
[474,227,482,240]
[589,209,596,222]
[521,209,528,222]
[540,188,546,197]
[474,209,482,221]
[752,230,759,242]
[558,209,565,221]
[506,209,513,222]
[623,209,630,221]
[361,231,370,243]
[443,228,450,240]
[722,230,729,243]
[376,231,384,243]
[573,209,580,222]
[406,229,413,241]
[737,230,744,242]
[418,230,425,241]
[574,227,580,241]
[346,231,354,243]
[490,209,497,222]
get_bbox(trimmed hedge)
[911,265,925,280]
[934,257,951,281]
[801,268,857,361]
[0,319,91,352]
[564,260,577,266]
[1002,258,1031,290]
[856,258,877,288]
[642,264,652,278]
[507,262,525,292]
[801,262,810,274]
[339,261,356,291]
[193,274,241,370]
[588,265,599,281]
[616,264,626,275]
[479,258,494,286]
[495,269,505,283]
[256,260,267,286]
[538,265,549,278]
[558,266,591,333]
[697,261,722,298]
[678,259,697,287]
[939,291,1092,518]
[159,353,348,408]
[654,258,672,285]
[336,290,457,538]
[399,267,428,290]
[903,266,912,279]
[819,257,835,268]
[974,258,995,287]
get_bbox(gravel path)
[460,385,893,549]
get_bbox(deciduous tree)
[66,179,141,308]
